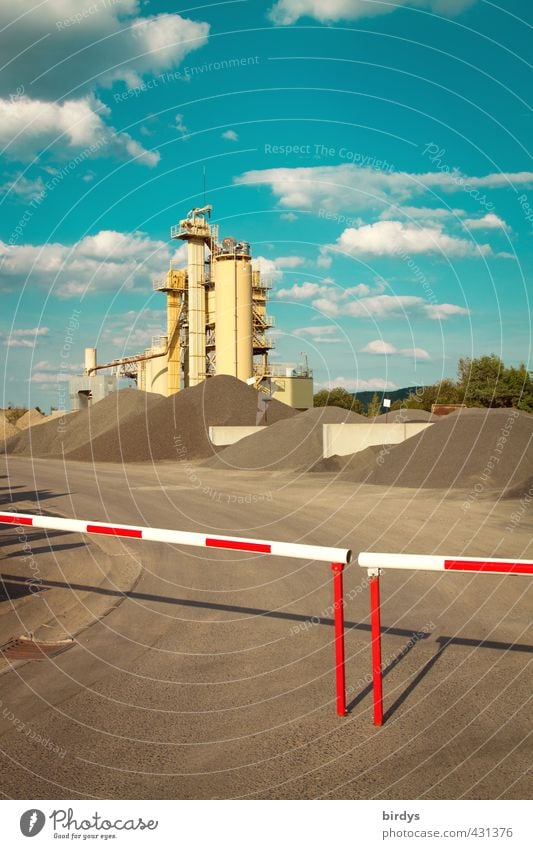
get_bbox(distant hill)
[352,386,424,406]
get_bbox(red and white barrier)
[358,551,533,726]
[359,552,533,576]
[0,511,351,716]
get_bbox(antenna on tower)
[203,166,206,207]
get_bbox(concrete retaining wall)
[209,426,267,446]
[323,422,433,459]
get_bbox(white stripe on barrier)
[358,552,533,576]
[0,512,351,565]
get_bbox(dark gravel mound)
[4,377,295,463]
[4,389,163,459]
[309,446,381,480]
[70,376,295,463]
[363,408,533,490]
[208,405,366,471]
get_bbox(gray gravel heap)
[208,405,366,471]
[3,376,295,463]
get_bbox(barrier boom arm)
[359,552,533,576]
[358,551,533,726]
[0,511,351,717]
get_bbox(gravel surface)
[208,406,366,471]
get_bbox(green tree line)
[314,356,533,415]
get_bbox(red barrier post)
[370,573,383,726]
[331,562,347,717]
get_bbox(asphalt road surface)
[0,456,531,799]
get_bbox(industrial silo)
[213,238,253,382]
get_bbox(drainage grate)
[0,636,75,661]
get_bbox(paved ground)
[0,455,531,799]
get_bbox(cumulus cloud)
[253,254,307,283]
[0,3,209,99]
[222,130,239,141]
[293,325,343,343]
[286,283,469,321]
[2,326,50,347]
[0,95,159,166]
[462,213,509,230]
[274,255,306,268]
[379,205,466,221]
[235,164,533,216]
[0,230,177,299]
[1,173,45,201]
[330,220,491,258]
[280,212,298,221]
[0,4,208,165]
[268,0,478,25]
[362,339,397,354]
[321,294,468,320]
[362,339,430,359]
[277,281,370,301]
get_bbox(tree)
[366,393,382,417]
[313,387,364,413]
[457,355,533,410]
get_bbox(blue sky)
[0,0,531,410]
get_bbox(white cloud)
[0,5,208,166]
[319,376,398,391]
[280,212,298,221]
[313,292,468,321]
[253,254,307,284]
[0,230,177,299]
[362,339,430,359]
[424,302,470,319]
[293,325,342,343]
[275,255,306,268]
[268,0,478,25]
[379,205,466,221]
[2,326,50,347]
[175,113,188,134]
[276,277,465,323]
[0,4,210,99]
[462,213,509,230]
[235,163,533,215]
[278,281,330,300]
[362,339,397,355]
[0,95,159,166]
[277,280,370,301]
[222,129,239,141]
[331,220,491,257]
[252,256,283,284]
[1,173,45,201]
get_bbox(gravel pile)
[4,376,295,463]
[208,406,366,471]
[0,413,19,442]
[346,408,533,490]
[16,408,45,429]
